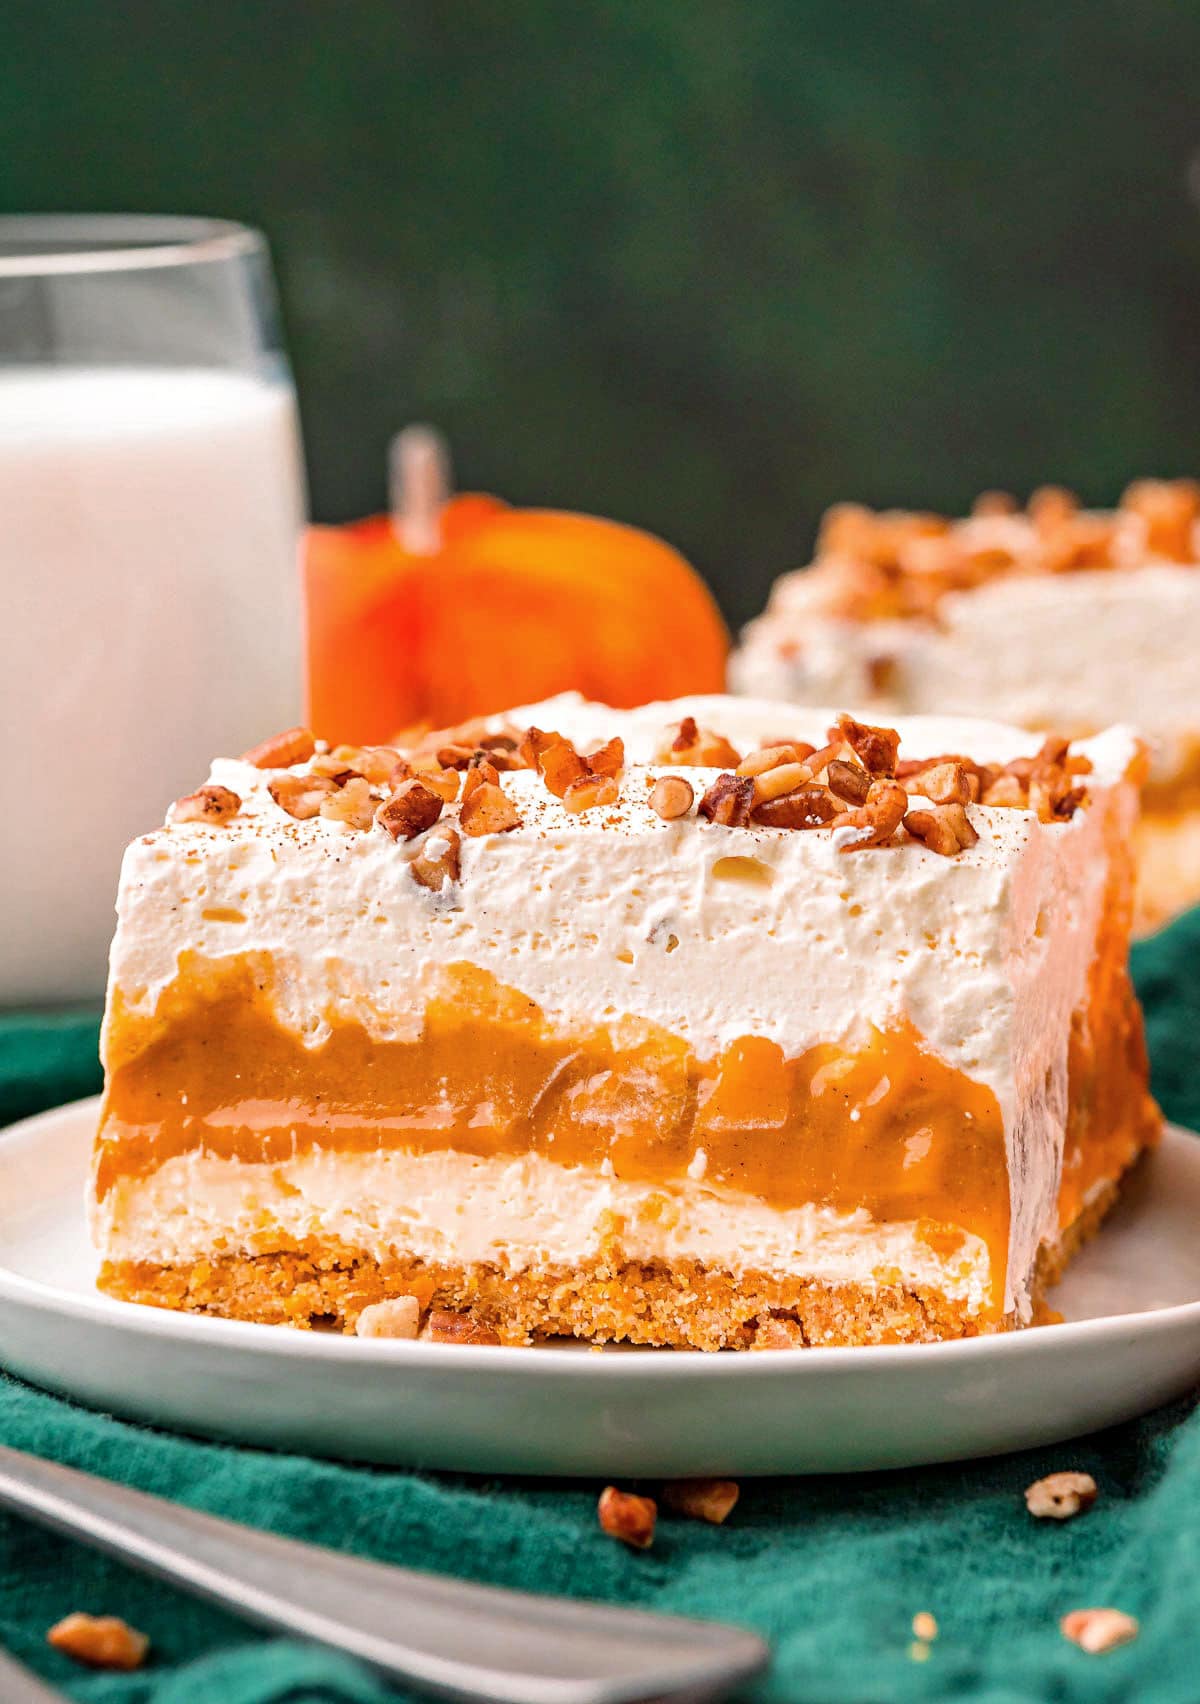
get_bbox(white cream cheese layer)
[94,1149,992,1316]
[102,694,1138,1316]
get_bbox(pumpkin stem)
[390,424,451,554]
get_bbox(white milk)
[1,367,305,1003]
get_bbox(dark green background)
[5,1,1200,625]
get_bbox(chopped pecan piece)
[904,803,979,855]
[661,1478,740,1525]
[171,784,241,826]
[1060,1609,1138,1654]
[421,767,462,804]
[1028,735,1087,821]
[981,772,1027,808]
[587,736,625,778]
[377,779,444,841]
[421,1308,501,1345]
[409,826,462,892]
[47,1613,149,1671]
[459,781,522,836]
[649,775,695,820]
[666,717,742,767]
[598,1486,657,1550]
[563,774,620,814]
[834,713,900,778]
[908,761,971,806]
[355,1296,421,1339]
[1025,1470,1098,1520]
[268,773,337,820]
[241,726,316,769]
[461,759,501,800]
[435,743,478,770]
[538,739,590,798]
[698,773,755,827]
[751,760,814,806]
[517,725,561,769]
[826,760,871,805]
[752,787,839,829]
[832,778,907,850]
[798,740,843,781]
[329,744,402,785]
[319,776,376,829]
[736,743,808,778]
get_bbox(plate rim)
[4,1094,1200,1381]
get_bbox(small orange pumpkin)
[304,428,728,744]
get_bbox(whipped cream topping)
[104,694,1139,1314]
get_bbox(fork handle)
[0,1441,766,1704]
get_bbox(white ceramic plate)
[2,1097,1199,1477]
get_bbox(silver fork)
[0,1442,768,1703]
[0,1647,66,1703]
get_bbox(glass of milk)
[0,216,307,1004]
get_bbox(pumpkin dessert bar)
[92,695,1160,1348]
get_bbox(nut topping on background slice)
[1060,1609,1138,1655]
[903,803,980,856]
[663,715,741,767]
[832,778,907,851]
[47,1613,149,1671]
[170,784,241,826]
[459,781,522,836]
[661,1478,740,1525]
[973,490,1018,516]
[241,726,316,769]
[1025,1470,1098,1520]
[268,773,338,821]
[649,775,695,820]
[1029,485,1079,534]
[699,773,755,827]
[409,826,461,892]
[1121,476,1200,561]
[598,1486,657,1550]
[377,778,444,841]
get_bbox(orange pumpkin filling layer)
[99,957,1012,1311]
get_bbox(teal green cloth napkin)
[3,910,1200,1703]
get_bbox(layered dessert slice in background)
[730,481,1200,932]
[92,694,1160,1349]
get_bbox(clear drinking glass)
[0,216,307,1004]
